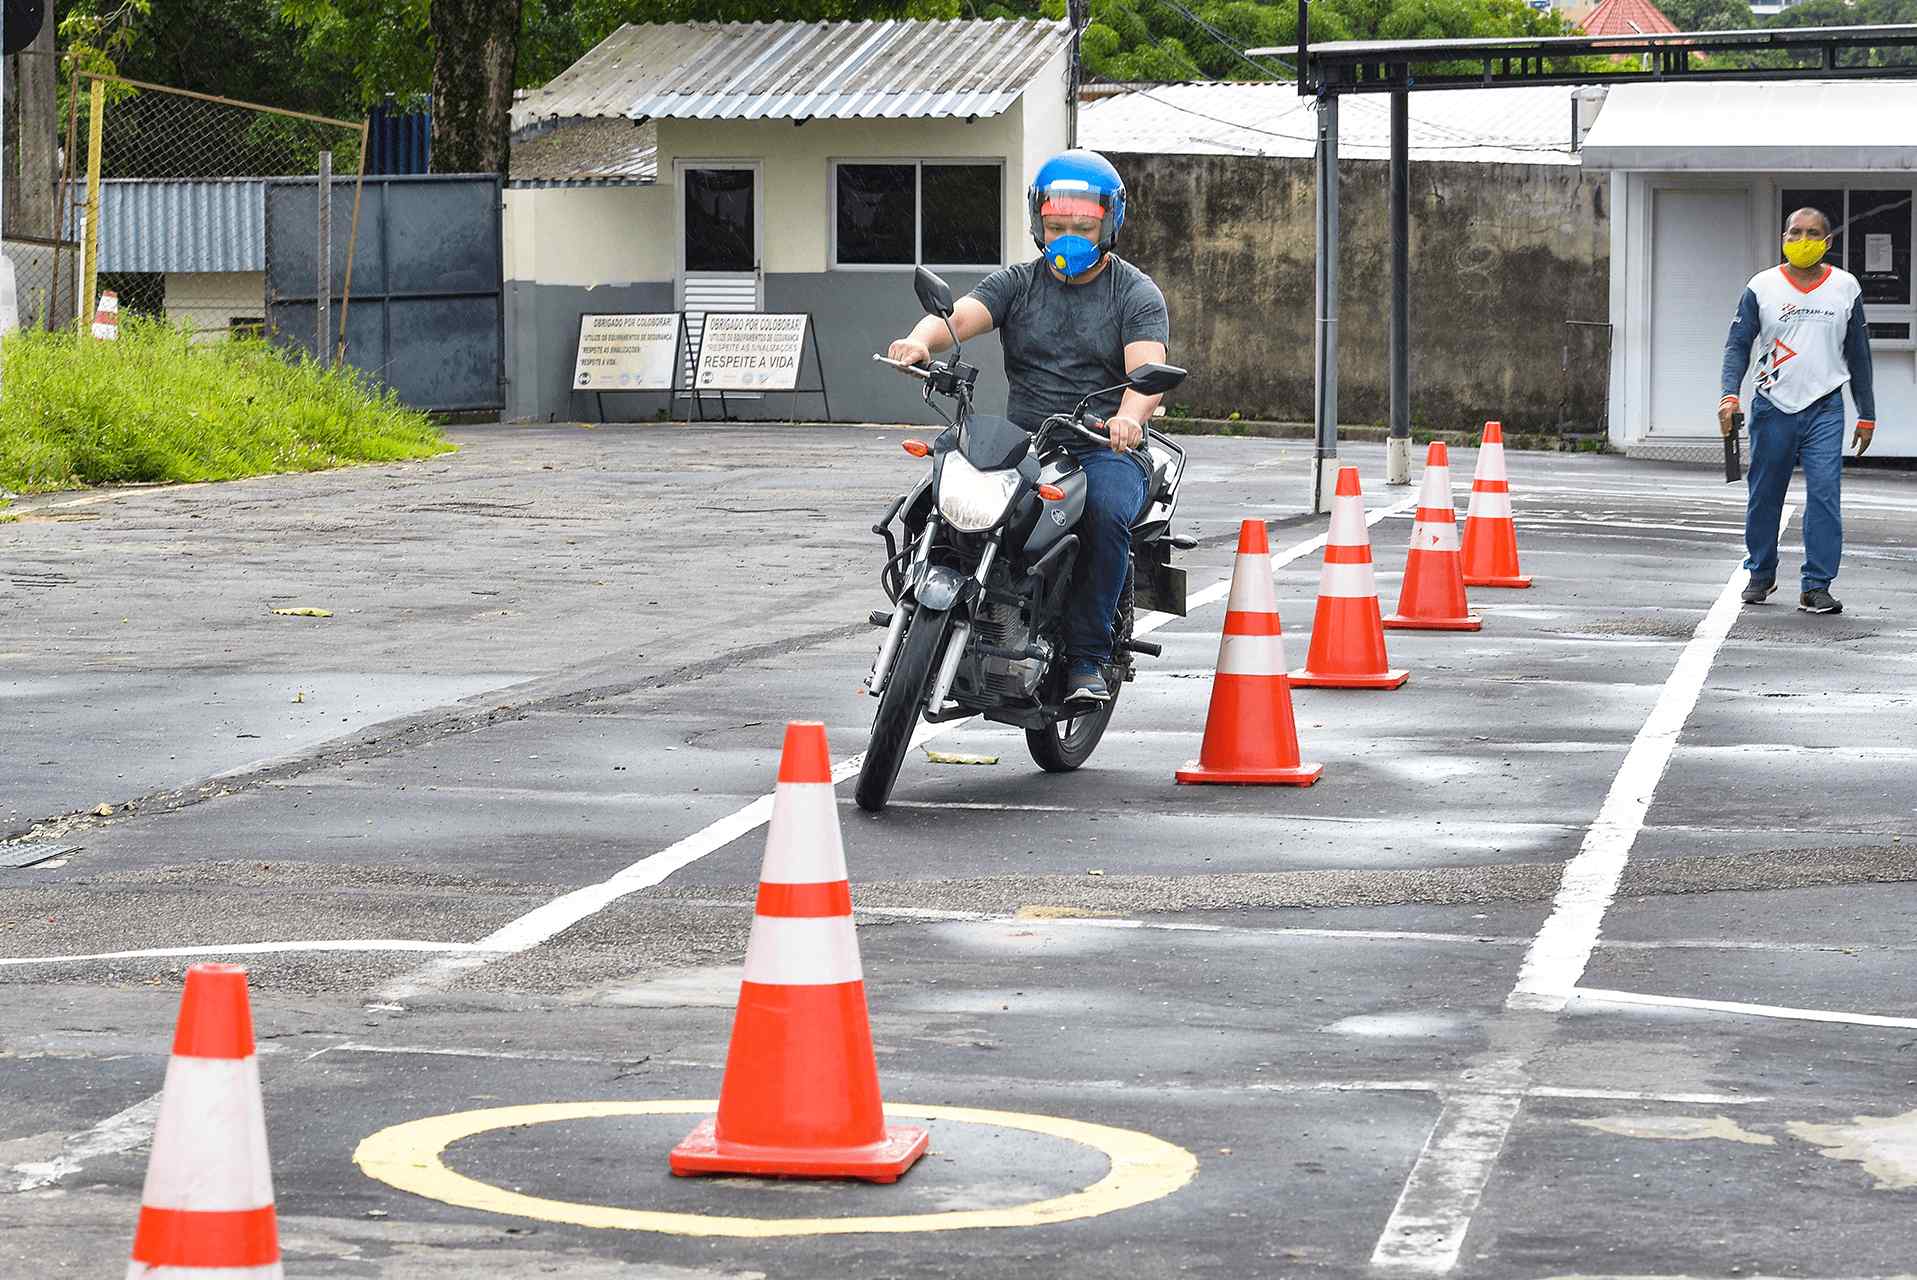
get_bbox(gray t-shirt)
[970,255,1171,434]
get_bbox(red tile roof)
[1576,0,1680,37]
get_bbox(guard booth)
[503,17,1075,426]
[1580,80,1917,461]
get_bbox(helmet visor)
[1030,180,1118,249]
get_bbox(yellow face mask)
[1783,236,1829,270]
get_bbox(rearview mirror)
[1128,363,1187,397]
[914,266,955,319]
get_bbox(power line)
[1149,0,1297,78]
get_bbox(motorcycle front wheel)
[854,607,949,813]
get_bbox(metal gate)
[265,173,503,413]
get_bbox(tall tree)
[428,0,520,172]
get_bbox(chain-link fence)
[56,74,368,350]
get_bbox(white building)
[1582,80,1917,460]
[504,18,1075,424]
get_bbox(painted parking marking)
[0,939,482,967]
[378,497,1418,1000]
[1510,503,1798,1014]
[1369,508,1797,1276]
[1573,987,1917,1031]
[353,1100,1197,1237]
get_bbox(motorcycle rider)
[886,149,1171,703]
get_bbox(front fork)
[924,538,997,712]
[865,519,937,697]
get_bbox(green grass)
[0,317,451,494]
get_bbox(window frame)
[829,158,1005,273]
[1780,182,1916,349]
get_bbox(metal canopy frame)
[1258,11,1917,510]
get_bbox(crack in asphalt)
[1,619,873,849]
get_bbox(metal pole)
[1387,85,1412,486]
[82,78,102,326]
[316,150,332,368]
[1311,92,1339,515]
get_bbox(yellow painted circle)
[353,1099,1197,1237]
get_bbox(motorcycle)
[855,266,1192,813]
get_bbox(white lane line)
[1370,514,1792,1276]
[1507,504,1795,1015]
[0,939,483,967]
[1525,1086,1765,1105]
[7,1092,162,1193]
[1369,1066,1528,1275]
[1573,987,1917,1030]
[377,498,1418,1000]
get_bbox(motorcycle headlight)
[937,451,1021,532]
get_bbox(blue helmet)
[1029,149,1126,275]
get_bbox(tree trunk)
[429,0,521,174]
[4,9,57,237]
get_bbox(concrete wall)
[503,186,673,285]
[1112,152,1612,433]
[165,271,267,342]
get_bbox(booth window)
[1781,187,1914,342]
[834,161,1001,269]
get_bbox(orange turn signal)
[902,439,932,458]
[1037,483,1065,502]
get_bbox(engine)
[962,600,1047,701]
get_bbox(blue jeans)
[1745,390,1844,592]
[1064,448,1149,664]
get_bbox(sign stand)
[688,313,832,425]
[572,312,688,423]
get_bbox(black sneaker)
[1798,588,1842,615]
[1064,659,1112,703]
[1740,578,1777,605]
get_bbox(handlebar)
[872,353,931,381]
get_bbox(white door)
[1647,185,1752,440]
[676,162,762,396]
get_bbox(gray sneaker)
[1064,660,1113,703]
[1740,577,1777,605]
[1799,588,1842,615]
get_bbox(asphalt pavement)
[4,423,1917,1278]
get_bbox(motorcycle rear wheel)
[855,607,949,813]
[1027,573,1133,773]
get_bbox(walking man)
[1720,206,1878,614]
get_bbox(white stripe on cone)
[1419,466,1453,508]
[1316,560,1379,599]
[759,784,847,884]
[1468,488,1513,520]
[1223,553,1277,616]
[742,915,863,986]
[131,1264,282,1279]
[1410,521,1461,552]
[138,1057,274,1212]
[1328,495,1368,547]
[1477,442,1508,483]
[1215,631,1288,676]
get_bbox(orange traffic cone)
[1460,421,1532,588]
[1384,443,1483,632]
[1176,520,1323,786]
[670,722,928,1182]
[1291,465,1408,690]
[129,964,282,1279]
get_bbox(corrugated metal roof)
[1079,83,1582,166]
[1580,79,1917,171]
[510,118,657,183]
[514,19,1072,125]
[70,180,266,274]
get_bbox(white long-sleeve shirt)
[1720,264,1876,420]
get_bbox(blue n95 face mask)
[1045,235,1102,277]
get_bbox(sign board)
[573,313,680,391]
[694,313,809,391]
